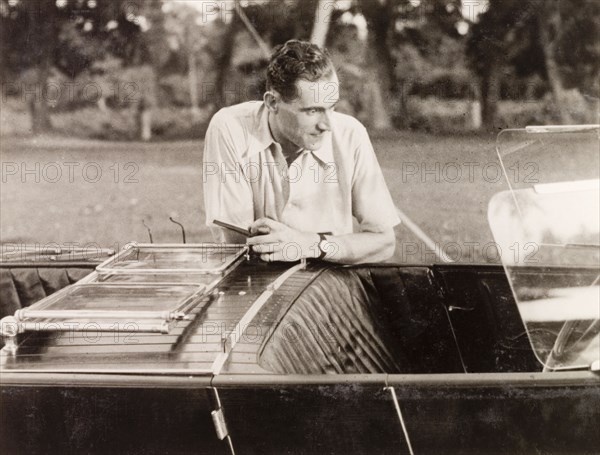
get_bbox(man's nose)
[316,111,332,132]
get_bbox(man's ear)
[264,91,278,112]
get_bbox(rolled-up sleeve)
[202,112,254,231]
[351,126,401,232]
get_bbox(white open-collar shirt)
[203,101,399,238]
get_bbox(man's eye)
[307,109,318,115]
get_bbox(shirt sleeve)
[202,112,254,235]
[351,125,401,232]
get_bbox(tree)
[467,0,600,129]
[538,0,572,124]
[214,0,319,109]
[553,0,600,99]
[466,0,532,129]
[358,0,396,129]
[164,2,211,119]
[537,0,600,123]
[1,0,58,132]
[1,0,145,134]
[130,0,168,140]
[310,0,334,47]
[356,0,464,128]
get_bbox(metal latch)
[211,408,229,440]
[448,305,474,312]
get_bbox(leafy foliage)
[1,0,597,135]
[1,0,147,78]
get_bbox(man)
[203,40,399,263]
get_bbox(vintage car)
[1,126,599,454]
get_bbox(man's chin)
[305,138,324,151]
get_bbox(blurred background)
[2,0,598,138]
[1,0,599,262]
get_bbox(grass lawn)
[1,131,509,264]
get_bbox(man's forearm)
[245,218,396,264]
[322,230,396,264]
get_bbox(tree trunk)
[480,65,500,130]
[364,73,393,130]
[364,37,393,130]
[29,65,52,134]
[538,1,573,124]
[137,99,152,141]
[310,0,332,47]
[360,0,394,129]
[28,0,54,134]
[188,51,200,120]
[216,16,239,110]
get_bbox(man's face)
[272,72,340,151]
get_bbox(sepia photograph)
[1,0,599,453]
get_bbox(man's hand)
[246,218,396,264]
[247,218,319,262]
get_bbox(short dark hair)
[266,40,335,102]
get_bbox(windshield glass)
[488,126,600,370]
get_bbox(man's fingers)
[247,234,277,245]
[250,225,271,236]
[259,250,294,263]
[249,218,277,235]
[259,251,282,262]
[256,217,276,226]
[260,252,275,262]
[250,242,280,253]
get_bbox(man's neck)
[267,112,302,164]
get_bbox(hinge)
[211,408,229,440]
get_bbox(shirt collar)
[309,133,334,165]
[250,102,334,165]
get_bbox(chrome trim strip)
[211,262,306,375]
